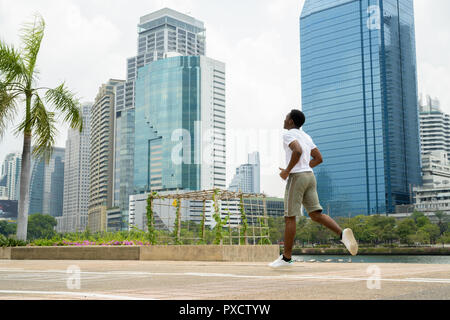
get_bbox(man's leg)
[309,210,342,237]
[283,216,297,259]
[304,173,343,237]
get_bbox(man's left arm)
[279,141,302,180]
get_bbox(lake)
[292,255,450,264]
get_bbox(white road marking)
[0,290,155,300]
[0,269,449,284]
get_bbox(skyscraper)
[89,80,124,232]
[0,153,21,201]
[57,103,92,233]
[28,147,65,217]
[419,95,450,159]
[113,8,207,229]
[229,152,260,194]
[133,55,226,193]
[300,0,421,216]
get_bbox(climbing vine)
[239,195,249,245]
[212,189,229,245]
[146,192,158,245]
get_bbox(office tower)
[113,9,207,229]
[28,147,65,217]
[88,80,124,232]
[1,153,21,200]
[419,95,450,159]
[300,0,421,216]
[57,103,92,233]
[229,152,260,194]
[133,55,226,193]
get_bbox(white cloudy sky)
[0,0,449,198]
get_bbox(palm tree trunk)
[16,133,32,240]
[16,91,33,241]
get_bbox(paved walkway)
[0,260,449,300]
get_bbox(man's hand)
[279,168,289,181]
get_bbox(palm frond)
[0,41,27,84]
[45,83,83,133]
[29,94,57,163]
[0,84,19,139]
[20,13,45,80]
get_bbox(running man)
[269,110,358,268]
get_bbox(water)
[293,255,450,264]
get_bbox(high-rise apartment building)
[229,152,260,194]
[413,151,450,214]
[57,103,92,233]
[89,80,124,232]
[28,147,65,217]
[419,95,450,159]
[113,8,207,229]
[300,0,422,216]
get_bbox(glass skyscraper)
[300,0,421,216]
[134,55,226,194]
[28,147,65,217]
[114,9,207,229]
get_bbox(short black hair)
[290,109,305,128]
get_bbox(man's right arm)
[310,148,323,168]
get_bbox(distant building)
[413,151,450,215]
[0,187,8,200]
[88,80,125,233]
[229,152,260,194]
[243,197,284,223]
[128,192,241,232]
[1,153,21,201]
[419,95,450,160]
[57,103,92,233]
[113,8,207,231]
[300,0,422,216]
[0,200,18,221]
[28,147,65,217]
[133,55,226,194]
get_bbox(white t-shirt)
[283,128,317,173]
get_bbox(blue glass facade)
[300,0,421,216]
[29,160,44,215]
[134,56,201,194]
[114,108,134,227]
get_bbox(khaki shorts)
[284,172,323,217]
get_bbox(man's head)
[284,109,305,130]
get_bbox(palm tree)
[0,14,83,240]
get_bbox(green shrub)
[0,234,27,247]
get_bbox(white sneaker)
[341,228,358,256]
[268,255,294,268]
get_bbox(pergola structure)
[146,189,271,245]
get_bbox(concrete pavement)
[0,260,449,300]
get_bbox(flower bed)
[27,240,153,247]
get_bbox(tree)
[0,14,83,240]
[397,218,417,244]
[420,224,440,244]
[434,211,449,236]
[0,221,16,236]
[27,213,57,240]
[411,211,430,228]
[408,229,429,245]
[438,232,450,245]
